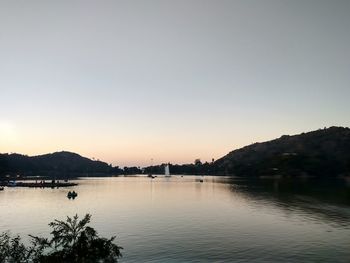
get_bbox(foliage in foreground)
[0,214,122,263]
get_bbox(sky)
[1,0,350,167]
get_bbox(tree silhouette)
[0,232,28,262]
[0,214,122,263]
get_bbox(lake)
[0,176,349,262]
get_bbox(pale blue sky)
[1,0,350,166]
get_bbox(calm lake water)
[1,176,350,262]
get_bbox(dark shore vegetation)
[0,214,122,263]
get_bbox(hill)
[214,126,350,177]
[0,151,116,178]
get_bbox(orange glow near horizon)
[1,118,337,167]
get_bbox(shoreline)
[0,181,78,188]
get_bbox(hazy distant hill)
[0,151,114,177]
[214,127,350,177]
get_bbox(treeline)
[144,161,216,175]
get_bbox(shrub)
[0,214,122,263]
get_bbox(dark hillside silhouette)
[1,127,350,178]
[214,126,350,177]
[0,151,124,178]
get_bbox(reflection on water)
[225,177,350,227]
[0,176,349,262]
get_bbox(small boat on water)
[67,191,78,199]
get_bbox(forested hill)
[214,126,350,177]
[0,151,116,177]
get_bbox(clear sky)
[1,0,350,167]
